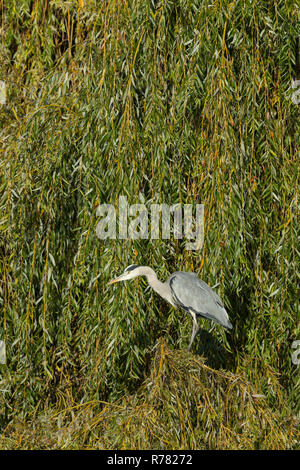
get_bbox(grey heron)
[108,264,232,351]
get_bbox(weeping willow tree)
[0,0,299,449]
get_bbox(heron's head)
[108,264,141,285]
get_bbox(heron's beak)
[107,275,124,285]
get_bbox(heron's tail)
[196,308,233,329]
[221,308,233,329]
[215,306,232,329]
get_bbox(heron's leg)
[188,310,199,351]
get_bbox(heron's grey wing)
[169,272,232,329]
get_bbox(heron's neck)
[142,267,175,307]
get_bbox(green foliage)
[1,340,298,449]
[0,0,299,449]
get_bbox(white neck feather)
[138,266,176,307]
